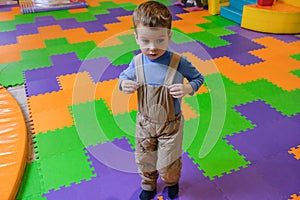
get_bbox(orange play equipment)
[0,86,27,200]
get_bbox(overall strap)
[164,52,181,85]
[134,53,145,84]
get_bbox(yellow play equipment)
[207,0,229,15]
[241,0,300,34]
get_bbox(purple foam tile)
[15,23,39,36]
[234,100,285,125]
[25,78,61,97]
[0,31,17,45]
[51,53,82,75]
[213,163,282,200]
[226,118,300,162]
[171,33,265,65]
[170,41,212,60]
[24,66,56,82]
[168,5,188,21]
[227,26,269,40]
[290,113,300,124]
[229,51,264,66]
[252,152,300,198]
[57,18,82,30]
[227,26,300,43]
[45,138,224,200]
[154,152,225,200]
[34,16,57,27]
[80,20,108,33]
[98,63,128,82]
[79,57,128,82]
[0,4,18,12]
[227,100,300,161]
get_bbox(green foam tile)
[292,69,300,78]
[44,38,69,46]
[14,14,36,24]
[39,148,95,191]
[86,34,138,64]
[87,6,110,15]
[243,79,300,116]
[70,12,97,23]
[205,27,234,37]
[33,126,85,160]
[117,2,137,11]
[70,99,128,146]
[187,31,230,48]
[113,110,137,149]
[72,41,98,60]
[0,20,16,32]
[171,28,195,44]
[0,63,25,87]
[98,1,120,10]
[203,15,237,27]
[16,162,46,200]
[291,53,300,61]
[188,136,250,179]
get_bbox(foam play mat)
[0,0,299,199]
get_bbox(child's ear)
[134,31,139,43]
[168,31,172,40]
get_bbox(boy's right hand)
[121,80,139,94]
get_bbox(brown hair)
[132,1,172,29]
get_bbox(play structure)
[220,0,300,34]
[19,0,88,14]
[0,86,27,200]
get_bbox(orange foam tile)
[182,99,199,120]
[290,193,300,200]
[85,0,101,7]
[0,7,21,21]
[0,45,21,63]
[57,72,95,90]
[103,15,133,33]
[110,0,141,4]
[28,91,71,114]
[95,79,138,115]
[173,20,204,34]
[213,56,262,83]
[68,8,89,13]
[30,107,74,134]
[17,34,45,51]
[251,37,300,60]
[176,10,211,24]
[182,52,220,75]
[289,145,300,160]
[64,28,91,44]
[38,25,65,40]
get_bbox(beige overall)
[134,53,184,191]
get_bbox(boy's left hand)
[168,83,193,98]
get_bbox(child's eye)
[142,40,149,44]
[157,39,164,43]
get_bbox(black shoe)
[168,183,179,199]
[139,189,157,200]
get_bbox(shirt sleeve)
[118,59,137,91]
[178,56,204,95]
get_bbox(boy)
[118,1,204,199]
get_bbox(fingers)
[122,80,139,94]
[168,84,185,98]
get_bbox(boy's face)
[135,25,172,60]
